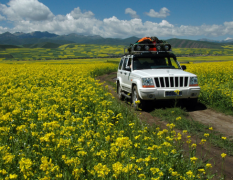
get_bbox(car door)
[117,57,124,85]
[124,57,133,91]
[121,57,132,92]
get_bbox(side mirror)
[125,66,131,71]
[181,65,186,70]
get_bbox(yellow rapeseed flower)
[206,163,212,168]
[221,153,227,159]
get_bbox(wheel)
[117,82,124,100]
[132,85,145,110]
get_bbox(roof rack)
[124,42,172,55]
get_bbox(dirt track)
[97,72,233,180]
[189,110,233,138]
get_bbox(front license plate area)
[165,91,182,97]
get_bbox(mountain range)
[198,38,233,43]
[0,31,232,48]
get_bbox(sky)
[0,0,233,40]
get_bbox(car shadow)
[141,100,207,113]
[186,102,207,112]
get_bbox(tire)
[117,82,124,100]
[132,85,145,110]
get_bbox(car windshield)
[133,57,180,70]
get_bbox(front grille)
[154,77,189,88]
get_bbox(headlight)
[136,45,141,51]
[165,45,169,51]
[142,78,155,88]
[145,45,150,51]
[156,45,161,51]
[189,77,198,86]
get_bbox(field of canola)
[0,44,124,61]
[185,61,233,111]
[0,60,216,179]
[1,44,233,61]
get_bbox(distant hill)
[0,32,22,45]
[52,34,139,45]
[54,33,104,43]
[166,38,224,49]
[198,38,233,43]
[0,32,140,46]
[14,31,58,38]
[0,44,21,49]
[0,31,233,48]
[29,42,61,48]
[0,31,73,46]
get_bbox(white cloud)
[7,14,233,39]
[125,8,139,19]
[0,0,54,21]
[145,7,170,18]
[0,26,8,34]
[225,37,233,41]
[0,14,6,21]
[69,7,94,19]
[223,21,233,35]
[11,11,102,35]
[0,1,233,39]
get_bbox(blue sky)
[0,0,233,40]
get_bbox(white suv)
[116,51,200,110]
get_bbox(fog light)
[148,94,153,98]
[136,45,141,51]
[165,45,169,51]
[145,45,150,51]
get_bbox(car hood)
[132,69,196,77]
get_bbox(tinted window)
[127,58,132,67]
[118,58,124,69]
[122,58,128,70]
[133,57,180,70]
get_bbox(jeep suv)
[116,43,200,110]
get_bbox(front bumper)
[138,87,200,100]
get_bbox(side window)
[127,58,132,67]
[122,58,128,70]
[118,58,124,70]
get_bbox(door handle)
[124,73,127,75]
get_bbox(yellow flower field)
[0,60,214,179]
[184,61,233,110]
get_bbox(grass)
[104,73,117,87]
